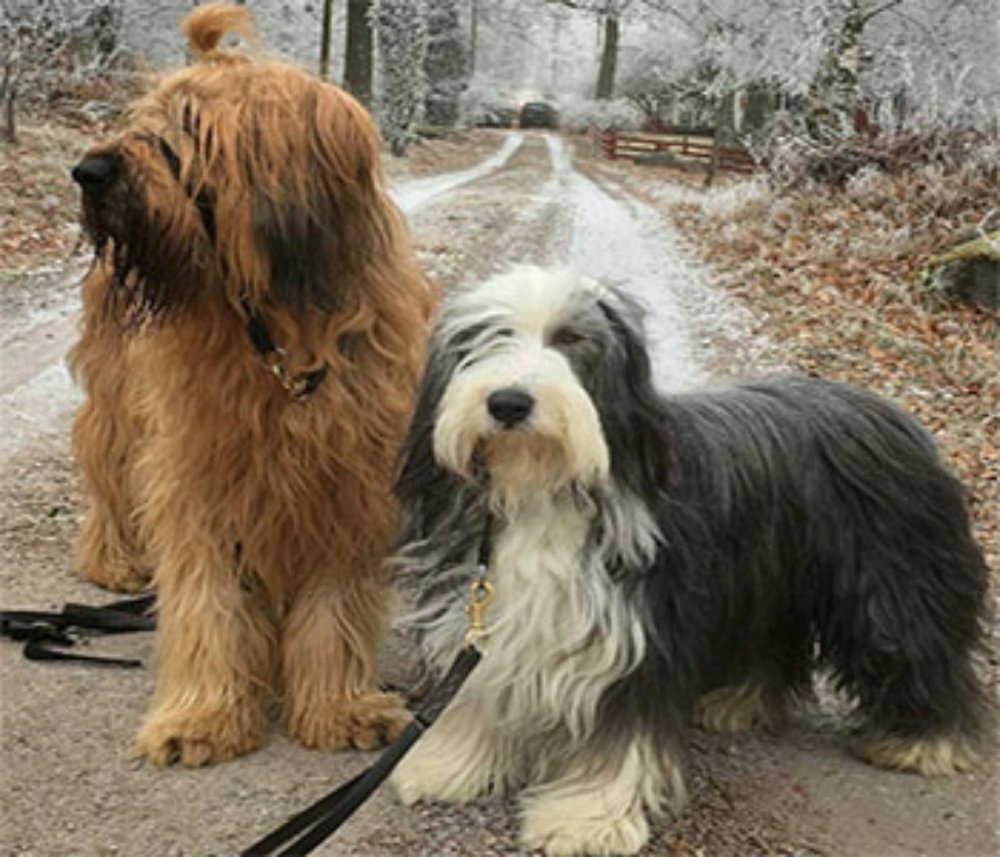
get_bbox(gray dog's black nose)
[488,388,535,428]
[72,156,119,193]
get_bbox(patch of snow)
[391,133,524,213]
[642,174,772,220]
[545,134,764,392]
[0,267,82,353]
[0,363,80,467]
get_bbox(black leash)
[242,645,482,856]
[242,513,496,856]
[0,592,155,668]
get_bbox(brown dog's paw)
[75,514,152,593]
[288,691,412,751]
[77,540,152,593]
[81,561,152,593]
[133,703,266,767]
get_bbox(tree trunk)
[344,0,373,106]
[2,94,16,144]
[423,0,468,127]
[470,0,478,75]
[594,13,618,100]
[1,61,17,144]
[319,0,335,80]
[807,0,866,141]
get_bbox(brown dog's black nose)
[488,388,535,428]
[72,155,119,193]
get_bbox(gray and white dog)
[389,266,988,856]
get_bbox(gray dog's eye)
[549,326,586,348]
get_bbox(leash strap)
[23,638,144,668]
[0,593,155,668]
[242,644,482,856]
[245,511,497,855]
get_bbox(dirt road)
[1,131,996,856]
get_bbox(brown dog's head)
[73,4,394,320]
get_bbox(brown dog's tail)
[181,3,257,59]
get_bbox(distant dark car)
[518,101,558,129]
[475,106,516,128]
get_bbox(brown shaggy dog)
[69,4,434,766]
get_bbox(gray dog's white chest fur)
[456,496,647,738]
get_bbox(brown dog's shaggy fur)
[69,4,435,766]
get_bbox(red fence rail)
[588,127,756,175]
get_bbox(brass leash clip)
[464,577,495,651]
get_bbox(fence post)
[604,130,617,160]
[705,130,720,187]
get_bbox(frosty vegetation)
[2,0,997,150]
[371,0,426,155]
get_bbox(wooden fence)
[588,127,756,175]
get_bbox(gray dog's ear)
[590,294,676,497]
[394,322,467,543]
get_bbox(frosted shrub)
[460,82,517,126]
[559,97,642,133]
[372,0,426,155]
[701,177,772,220]
[845,166,896,210]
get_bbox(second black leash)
[242,511,497,856]
[241,645,482,856]
[0,592,156,668]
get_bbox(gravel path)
[1,131,995,857]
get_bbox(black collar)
[241,299,328,400]
[147,134,328,401]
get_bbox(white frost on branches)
[371,0,427,153]
[422,0,469,126]
[4,0,996,141]
[634,0,999,135]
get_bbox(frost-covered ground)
[1,131,995,857]
[392,133,524,214]
[0,268,82,466]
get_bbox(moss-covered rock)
[918,232,999,311]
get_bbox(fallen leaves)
[1,112,99,270]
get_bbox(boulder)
[919,232,999,311]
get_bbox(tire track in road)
[405,131,764,393]
[0,271,83,466]
[391,133,524,214]
[543,134,771,391]
[400,132,575,291]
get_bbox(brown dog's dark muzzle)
[71,155,121,196]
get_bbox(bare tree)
[423,0,468,125]
[634,0,998,139]
[547,0,633,100]
[319,0,335,79]
[1,0,125,144]
[803,0,904,139]
[1,30,21,143]
[344,0,373,104]
[372,0,426,153]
